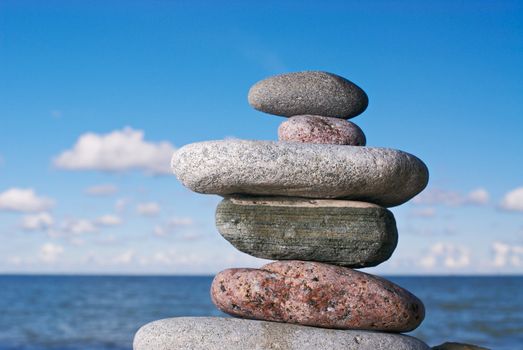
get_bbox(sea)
[0,275,521,350]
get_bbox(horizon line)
[1,272,522,278]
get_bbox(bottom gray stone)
[134,317,431,350]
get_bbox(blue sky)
[0,0,522,274]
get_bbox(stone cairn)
[135,71,434,350]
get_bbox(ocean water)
[0,275,521,350]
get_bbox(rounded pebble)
[278,115,366,145]
[211,261,425,332]
[248,71,368,119]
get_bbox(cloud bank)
[419,242,471,269]
[0,188,54,212]
[136,202,161,216]
[85,184,118,196]
[500,187,523,212]
[413,187,489,206]
[54,127,175,175]
[21,212,54,230]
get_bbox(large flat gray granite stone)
[134,317,431,350]
[171,139,429,207]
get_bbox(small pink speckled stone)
[211,261,424,332]
[278,115,366,145]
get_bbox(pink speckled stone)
[211,261,424,332]
[278,115,366,145]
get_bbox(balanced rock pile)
[134,71,432,350]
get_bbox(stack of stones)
[134,71,433,350]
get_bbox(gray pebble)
[278,115,366,145]
[248,71,368,119]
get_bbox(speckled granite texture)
[171,139,429,207]
[211,261,425,332]
[133,317,431,350]
[248,71,368,119]
[278,115,366,145]
[216,196,397,267]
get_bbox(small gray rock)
[134,317,431,350]
[248,71,368,119]
[216,196,397,267]
[171,139,429,207]
[278,115,366,145]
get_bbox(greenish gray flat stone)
[171,139,429,208]
[216,196,398,267]
[134,317,431,350]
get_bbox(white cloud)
[136,202,161,216]
[21,212,54,230]
[500,187,523,212]
[466,188,489,205]
[53,127,175,175]
[153,217,194,237]
[419,242,471,269]
[133,249,211,267]
[112,250,136,265]
[39,243,64,263]
[0,188,54,212]
[85,184,118,196]
[75,247,267,273]
[405,225,456,236]
[410,207,436,218]
[419,255,436,269]
[414,189,462,206]
[61,219,97,235]
[69,237,86,246]
[413,188,489,206]
[94,234,118,245]
[151,251,172,264]
[170,217,193,226]
[6,256,23,265]
[115,198,130,212]
[95,214,122,226]
[491,241,523,267]
[43,215,123,238]
[153,225,166,236]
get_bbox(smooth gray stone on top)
[134,317,431,350]
[171,139,429,207]
[248,71,368,119]
[216,196,398,267]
